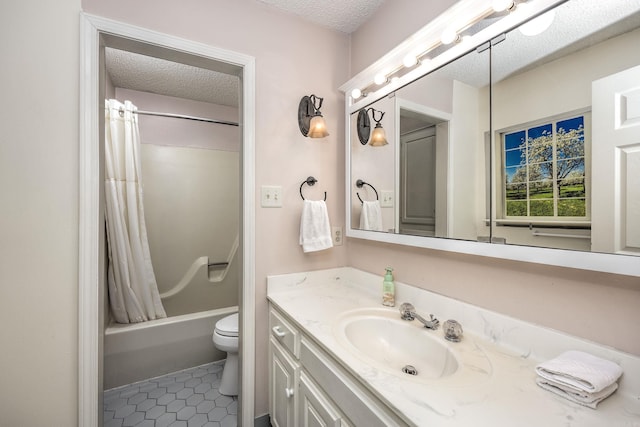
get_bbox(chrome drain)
[402,365,418,376]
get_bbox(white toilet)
[212,312,239,396]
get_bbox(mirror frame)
[340,0,640,277]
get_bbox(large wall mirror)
[344,0,640,276]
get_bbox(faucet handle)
[399,303,416,321]
[443,319,463,342]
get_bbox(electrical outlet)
[261,185,283,207]
[332,226,343,246]
[380,190,394,208]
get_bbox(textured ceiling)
[105,48,240,107]
[257,0,385,33]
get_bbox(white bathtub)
[104,306,238,389]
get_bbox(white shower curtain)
[104,99,166,323]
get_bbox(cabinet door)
[270,338,299,427]
[298,372,342,427]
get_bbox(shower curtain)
[104,99,166,323]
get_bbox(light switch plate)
[380,190,394,208]
[261,185,283,207]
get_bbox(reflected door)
[400,127,436,236]
[592,64,640,254]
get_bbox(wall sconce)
[356,108,388,146]
[298,94,329,138]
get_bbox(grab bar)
[160,235,239,299]
[208,262,229,268]
[531,231,590,239]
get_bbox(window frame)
[494,109,592,226]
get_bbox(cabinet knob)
[272,326,286,338]
[285,387,294,398]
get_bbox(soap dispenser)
[382,267,395,307]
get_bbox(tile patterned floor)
[104,361,237,427]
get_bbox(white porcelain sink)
[334,308,459,380]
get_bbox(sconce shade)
[307,114,329,138]
[370,123,388,146]
[298,95,329,138]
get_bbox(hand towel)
[299,200,333,253]
[535,350,623,393]
[359,200,383,231]
[536,377,618,409]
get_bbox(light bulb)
[441,28,459,45]
[374,72,387,85]
[492,0,513,12]
[351,88,362,100]
[307,115,329,138]
[403,53,418,68]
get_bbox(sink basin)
[334,308,459,380]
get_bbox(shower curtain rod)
[118,106,239,127]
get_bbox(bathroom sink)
[334,308,459,380]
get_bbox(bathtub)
[104,306,238,389]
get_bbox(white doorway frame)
[79,13,255,426]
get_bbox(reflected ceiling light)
[298,94,329,138]
[356,108,388,146]
[492,0,514,12]
[351,88,362,100]
[390,76,400,84]
[441,28,460,45]
[518,5,556,36]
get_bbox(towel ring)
[300,176,327,201]
[356,179,379,204]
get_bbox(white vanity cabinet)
[269,308,300,427]
[269,305,405,427]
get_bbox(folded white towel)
[536,377,618,409]
[299,200,333,253]
[535,350,622,394]
[359,200,383,231]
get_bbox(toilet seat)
[214,313,239,338]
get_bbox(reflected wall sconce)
[356,108,388,146]
[298,94,329,138]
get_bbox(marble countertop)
[267,267,640,427]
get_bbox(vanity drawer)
[270,307,300,358]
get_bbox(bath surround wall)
[2,1,639,425]
[115,88,240,317]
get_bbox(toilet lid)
[215,313,239,337]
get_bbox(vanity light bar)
[348,0,527,102]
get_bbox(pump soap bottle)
[382,267,395,307]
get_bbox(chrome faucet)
[399,303,440,330]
